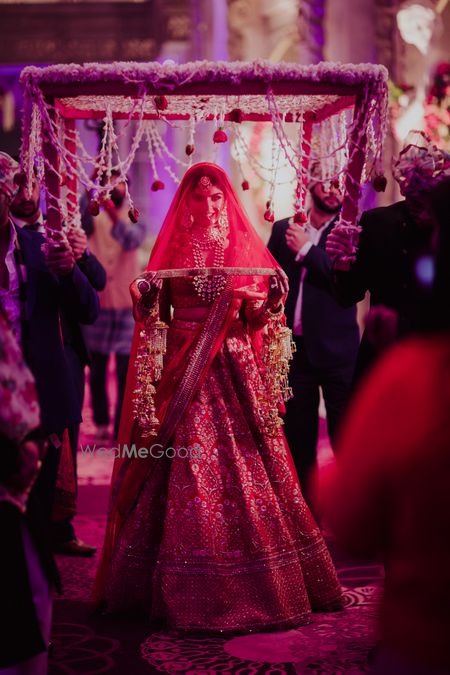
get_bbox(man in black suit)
[326,201,432,380]
[268,179,359,507]
[10,170,106,556]
[326,134,439,381]
[0,156,100,556]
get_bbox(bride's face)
[187,183,225,227]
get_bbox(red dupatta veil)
[93,162,283,603]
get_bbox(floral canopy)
[19,59,389,264]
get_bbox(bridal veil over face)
[145,162,278,286]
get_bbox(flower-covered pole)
[333,85,371,270]
[64,118,79,228]
[300,116,313,210]
[43,96,62,232]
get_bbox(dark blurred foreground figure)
[0,311,56,675]
[322,172,450,675]
[326,131,448,383]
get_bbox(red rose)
[436,63,450,77]
[293,212,308,224]
[185,144,195,156]
[154,95,169,111]
[241,180,250,191]
[264,209,275,223]
[373,174,387,192]
[128,207,140,223]
[229,108,243,123]
[151,180,165,191]
[88,199,100,216]
[213,129,228,143]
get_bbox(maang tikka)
[198,175,213,190]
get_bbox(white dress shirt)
[292,218,332,336]
[0,221,21,343]
[10,212,45,233]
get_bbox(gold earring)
[181,205,194,231]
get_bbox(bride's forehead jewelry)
[198,175,213,190]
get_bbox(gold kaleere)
[261,316,296,436]
[132,318,168,438]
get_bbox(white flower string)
[145,123,160,185]
[233,125,293,178]
[147,123,182,185]
[294,110,305,214]
[187,116,196,167]
[148,122,191,171]
[268,128,281,207]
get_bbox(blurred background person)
[81,171,146,440]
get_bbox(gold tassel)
[261,317,296,436]
[132,318,168,438]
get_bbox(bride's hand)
[233,283,266,301]
[267,269,289,309]
[130,272,162,321]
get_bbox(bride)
[93,162,343,632]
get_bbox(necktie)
[24,221,41,232]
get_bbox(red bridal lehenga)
[93,163,343,632]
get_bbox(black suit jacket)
[268,217,359,369]
[61,251,107,368]
[332,200,432,337]
[17,226,100,435]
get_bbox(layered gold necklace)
[191,217,228,302]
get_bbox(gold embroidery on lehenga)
[105,317,343,629]
[157,278,234,446]
[103,159,343,630]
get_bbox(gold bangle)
[255,302,284,326]
[268,303,284,315]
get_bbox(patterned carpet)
[51,497,383,674]
[49,378,384,674]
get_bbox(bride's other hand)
[267,269,289,309]
[233,282,266,301]
[130,272,162,321]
